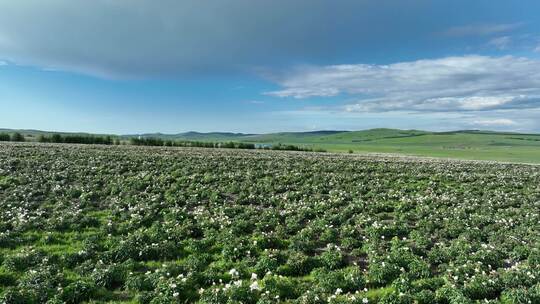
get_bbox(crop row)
[0,143,539,303]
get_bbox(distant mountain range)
[122,128,540,143]
[2,127,539,142]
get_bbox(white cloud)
[265,55,540,112]
[535,44,540,53]
[344,95,535,112]
[471,119,517,127]
[443,23,522,37]
[0,61,6,66]
[488,36,511,50]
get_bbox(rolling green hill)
[2,128,540,163]
[239,129,540,163]
[241,128,428,144]
[245,129,540,163]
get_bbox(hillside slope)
[2,128,540,163]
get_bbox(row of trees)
[0,133,326,153]
[130,137,256,149]
[38,134,117,145]
[0,132,25,142]
[130,137,325,152]
[263,143,326,152]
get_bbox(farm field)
[0,143,539,303]
[239,130,540,164]
[127,129,540,164]
[3,128,540,164]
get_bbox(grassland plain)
[122,129,540,164]
[3,128,540,164]
[238,130,540,164]
[0,142,539,303]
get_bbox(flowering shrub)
[91,261,128,289]
[281,251,316,276]
[255,250,283,276]
[312,267,365,294]
[0,288,30,304]
[261,274,299,300]
[150,274,197,303]
[59,280,97,304]
[319,244,345,270]
[3,248,46,272]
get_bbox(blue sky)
[1,0,540,134]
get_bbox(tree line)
[261,143,326,152]
[0,132,325,152]
[0,132,25,142]
[130,137,325,152]
[38,134,117,145]
[130,137,256,149]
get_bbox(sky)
[1,0,540,134]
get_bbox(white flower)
[250,281,260,291]
[173,292,179,297]
[251,273,258,280]
[363,298,369,303]
[229,268,239,277]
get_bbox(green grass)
[1,144,538,302]
[4,127,540,163]
[243,129,540,163]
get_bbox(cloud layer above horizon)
[1,0,540,133]
[266,55,540,113]
[0,0,439,78]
